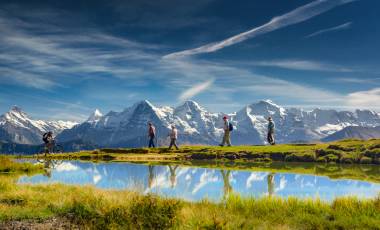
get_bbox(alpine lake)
[18,160,380,202]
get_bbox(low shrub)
[129,195,181,229]
[340,156,354,164]
[285,153,314,162]
[364,149,380,158]
[100,148,149,154]
[325,154,339,163]
[360,157,373,164]
[368,144,380,150]
[316,149,343,158]
[316,156,327,163]
[268,152,287,161]
[327,145,355,152]
[190,153,217,160]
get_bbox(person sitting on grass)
[168,124,179,150]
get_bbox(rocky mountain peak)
[87,109,103,123]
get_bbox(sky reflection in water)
[18,161,380,202]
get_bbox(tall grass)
[0,177,379,229]
[0,157,43,174]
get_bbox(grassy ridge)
[30,139,380,165]
[0,178,379,229]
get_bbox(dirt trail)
[0,218,81,230]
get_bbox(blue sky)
[0,0,379,121]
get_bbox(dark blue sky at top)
[0,0,379,121]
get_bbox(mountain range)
[321,126,380,142]
[57,100,380,147]
[0,106,77,145]
[1,100,380,153]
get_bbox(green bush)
[316,156,327,163]
[327,145,355,152]
[325,154,339,163]
[360,157,373,164]
[129,194,181,229]
[340,156,354,164]
[316,149,343,158]
[285,153,315,162]
[364,149,380,158]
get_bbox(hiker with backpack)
[148,122,156,148]
[168,124,179,150]
[219,116,233,147]
[267,117,275,145]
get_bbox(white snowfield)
[56,100,380,147]
[0,106,77,145]
[1,101,380,146]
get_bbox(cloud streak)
[252,59,353,72]
[305,22,352,38]
[163,0,355,59]
[179,79,214,101]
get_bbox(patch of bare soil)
[0,217,82,230]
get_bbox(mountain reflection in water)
[18,161,380,202]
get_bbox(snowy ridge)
[1,100,380,146]
[87,109,103,124]
[0,106,78,145]
[57,100,380,147]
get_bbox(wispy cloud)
[179,79,214,101]
[252,59,353,72]
[330,77,380,84]
[163,0,355,59]
[305,22,352,38]
[0,8,161,89]
[345,88,380,109]
[162,58,345,107]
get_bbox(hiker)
[168,124,179,150]
[219,116,232,147]
[267,117,275,145]
[42,131,54,154]
[148,122,156,148]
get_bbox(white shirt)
[170,128,178,139]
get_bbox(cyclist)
[42,131,54,154]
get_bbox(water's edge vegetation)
[1,139,380,229]
[20,139,380,165]
[0,174,379,229]
[0,157,43,174]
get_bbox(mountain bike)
[38,139,64,155]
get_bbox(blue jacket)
[268,121,275,133]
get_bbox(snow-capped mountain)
[57,100,380,147]
[58,100,223,146]
[0,106,78,145]
[1,101,379,147]
[322,126,380,142]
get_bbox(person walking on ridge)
[219,116,232,147]
[148,122,156,148]
[168,124,179,150]
[267,117,275,145]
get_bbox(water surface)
[18,160,380,202]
